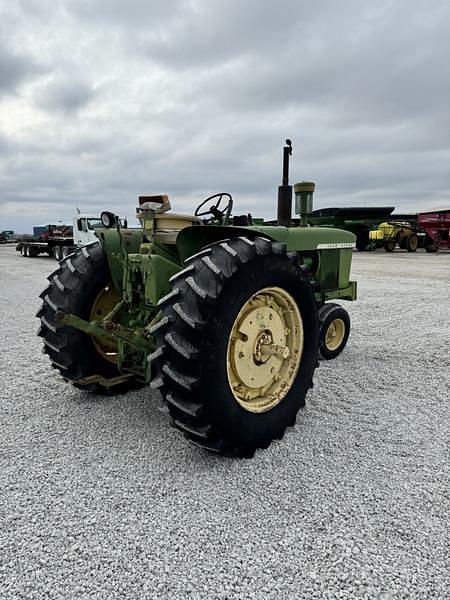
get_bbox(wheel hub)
[227,287,303,413]
[89,284,120,363]
[324,318,345,351]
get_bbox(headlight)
[100,211,117,228]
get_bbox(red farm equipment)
[418,210,450,253]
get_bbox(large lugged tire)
[37,242,139,394]
[318,303,350,360]
[150,236,319,458]
[406,234,418,252]
[398,236,407,250]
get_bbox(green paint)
[63,203,357,384]
[177,223,356,303]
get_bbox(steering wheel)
[194,193,233,225]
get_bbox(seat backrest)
[154,213,202,244]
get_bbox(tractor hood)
[176,224,355,262]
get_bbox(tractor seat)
[154,213,202,244]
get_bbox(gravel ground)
[0,244,448,600]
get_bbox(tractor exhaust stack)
[277,139,293,226]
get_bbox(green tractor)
[37,141,357,457]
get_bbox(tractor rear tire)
[37,242,140,395]
[150,237,319,458]
[318,303,350,360]
[406,234,418,252]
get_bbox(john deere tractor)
[37,141,357,457]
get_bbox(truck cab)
[74,215,102,247]
[0,230,16,243]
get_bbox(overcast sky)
[1,0,449,232]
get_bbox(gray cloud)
[0,41,42,97]
[1,0,450,233]
[68,0,185,27]
[138,0,303,69]
[33,76,97,113]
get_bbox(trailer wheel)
[20,245,27,257]
[62,246,72,258]
[151,237,319,458]
[28,246,38,257]
[54,246,63,261]
[356,230,369,251]
[37,242,141,395]
[384,241,396,252]
[406,234,418,252]
[318,303,350,360]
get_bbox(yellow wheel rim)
[226,287,303,414]
[89,283,120,363]
[325,318,345,351]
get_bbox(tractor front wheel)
[318,303,350,360]
[384,241,396,252]
[151,237,319,457]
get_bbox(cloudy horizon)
[1,0,449,233]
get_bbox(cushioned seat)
[154,213,202,244]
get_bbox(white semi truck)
[16,215,101,260]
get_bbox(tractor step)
[76,373,135,388]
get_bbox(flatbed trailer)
[16,215,101,260]
[16,236,76,260]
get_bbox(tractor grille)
[320,250,339,291]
